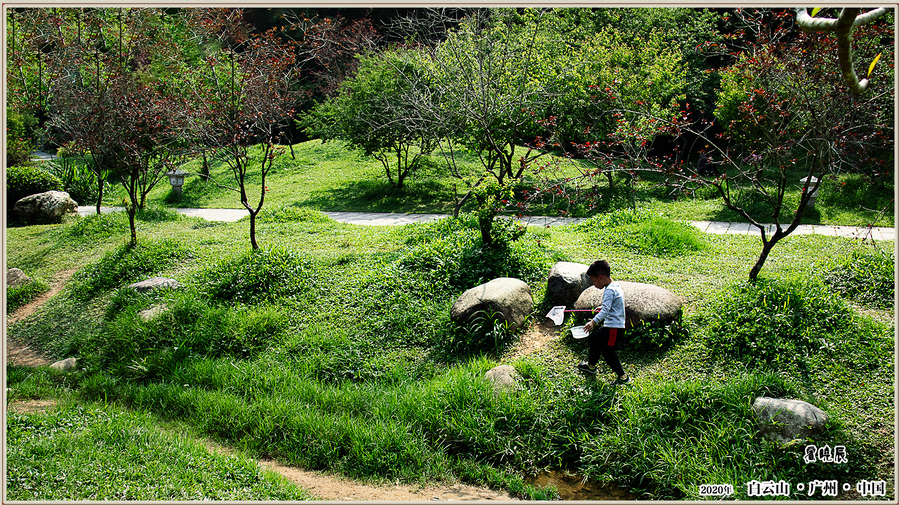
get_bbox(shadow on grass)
[707,197,824,225]
[164,176,234,208]
[296,178,460,214]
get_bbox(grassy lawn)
[6,397,310,501]
[6,141,895,501]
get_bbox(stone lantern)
[167,170,186,197]
[800,176,819,209]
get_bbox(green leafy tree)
[671,10,891,280]
[527,19,690,213]
[301,48,435,188]
[403,8,572,245]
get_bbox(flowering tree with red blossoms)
[188,10,301,250]
[14,8,195,245]
[524,8,892,281]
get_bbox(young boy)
[579,260,630,384]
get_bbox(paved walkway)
[76,206,895,242]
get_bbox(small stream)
[527,470,641,501]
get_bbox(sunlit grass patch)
[6,403,311,501]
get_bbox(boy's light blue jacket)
[590,281,626,329]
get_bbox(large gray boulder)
[451,277,533,332]
[138,305,169,322]
[573,281,682,328]
[13,191,78,223]
[50,357,78,371]
[752,397,829,443]
[546,262,592,307]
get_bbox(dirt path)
[6,268,78,367]
[505,319,561,361]
[258,460,515,501]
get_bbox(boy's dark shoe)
[577,361,598,374]
[611,375,631,385]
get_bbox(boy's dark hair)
[587,259,611,277]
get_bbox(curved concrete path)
[76,206,895,243]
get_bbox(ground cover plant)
[6,196,894,500]
[6,278,49,314]
[6,399,311,501]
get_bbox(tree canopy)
[6,7,894,263]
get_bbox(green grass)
[6,142,895,501]
[6,278,49,314]
[6,401,311,501]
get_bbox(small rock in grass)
[129,277,181,292]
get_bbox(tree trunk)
[95,180,103,215]
[127,206,137,247]
[202,152,210,181]
[249,211,259,250]
[748,238,777,281]
[479,215,493,247]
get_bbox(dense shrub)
[822,246,894,309]
[6,165,64,211]
[691,277,856,372]
[6,108,36,167]
[44,158,102,205]
[819,173,894,219]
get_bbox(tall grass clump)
[626,217,709,256]
[578,372,866,500]
[575,209,708,257]
[7,277,49,314]
[64,212,130,242]
[134,206,183,222]
[69,239,191,299]
[822,245,894,309]
[444,309,519,357]
[86,285,299,378]
[195,246,317,305]
[690,276,857,372]
[254,205,333,224]
[399,213,559,289]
